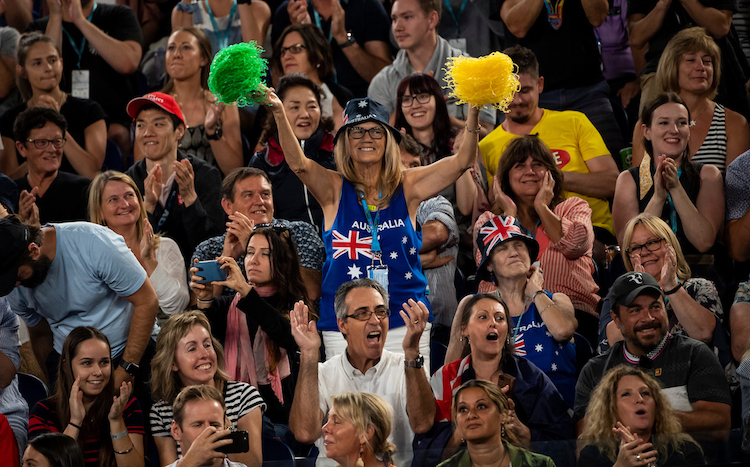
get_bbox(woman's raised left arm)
[403,105,480,211]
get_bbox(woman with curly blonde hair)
[578,365,703,467]
[149,311,265,467]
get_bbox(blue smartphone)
[196,260,227,284]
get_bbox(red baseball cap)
[126,92,186,127]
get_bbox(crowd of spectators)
[3,0,750,465]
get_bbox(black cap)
[610,272,663,310]
[0,217,31,296]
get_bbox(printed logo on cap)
[628,273,644,284]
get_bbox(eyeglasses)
[27,138,66,149]
[400,92,431,107]
[625,238,665,257]
[349,127,385,139]
[345,308,391,321]
[280,43,305,56]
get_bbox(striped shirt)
[150,381,265,456]
[28,397,144,465]
[475,197,600,315]
[692,103,728,174]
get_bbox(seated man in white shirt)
[169,385,246,467]
[289,278,435,467]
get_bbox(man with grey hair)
[288,278,434,467]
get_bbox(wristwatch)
[338,32,356,49]
[404,355,424,369]
[119,360,140,376]
[207,119,223,140]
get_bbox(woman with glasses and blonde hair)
[89,170,189,323]
[599,213,728,367]
[261,88,481,360]
[149,310,265,467]
[189,226,313,442]
[322,392,397,467]
[578,365,704,467]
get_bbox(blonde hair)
[620,213,691,282]
[657,27,721,99]
[150,311,230,403]
[451,379,519,444]
[579,365,698,462]
[334,127,403,209]
[330,392,397,464]
[88,171,150,244]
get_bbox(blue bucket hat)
[475,215,539,281]
[334,98,402,144]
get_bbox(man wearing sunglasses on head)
[12,107,90,226]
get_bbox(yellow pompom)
[444,52,520,112]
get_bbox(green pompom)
[208,42,268,106]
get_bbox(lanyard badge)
[360,191,389,291]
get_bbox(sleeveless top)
[319,178,431,331]
[509,290,577,408]
[628,162,705,256]
[181,123,219,173]
[692,103,728,174]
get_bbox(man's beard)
[627,322,667,354]
[20,256,52,288]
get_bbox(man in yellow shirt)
[480,45,620,247]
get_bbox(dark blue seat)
[262,436,295,467]
[17,372,48,409]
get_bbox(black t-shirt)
[0,96,107,175]
[271,0,392,97]
[27,4,143,126]
[14,171,90,224]
[628,0,738,74]
[501,0,604,91]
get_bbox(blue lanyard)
[313,9,333,42]
[205,0,237,51]
[666,167,683,235]
[63,3,98,68]
[359,190,382,255]
[442,0,468,35]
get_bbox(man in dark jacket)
[125,92,223,261]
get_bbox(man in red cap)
[125,92,223,261]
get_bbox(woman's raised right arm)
[263,89,341,210]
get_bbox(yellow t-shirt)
[479,109,614,235]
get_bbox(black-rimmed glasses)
[625,238,665,257]
[280,44,305,56]
[400,92,431,107]
[27,138,66,149]
[349,127,385,139]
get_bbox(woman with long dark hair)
[23,432,85,467]
[394,73,456,165]
[190,226,314,437]
[613,93,724,257]
[28,327,144,467]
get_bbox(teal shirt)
[438,443,556,467]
